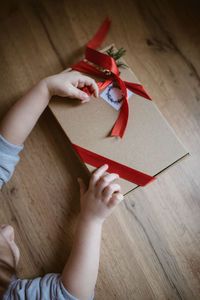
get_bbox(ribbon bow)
[71,17,152,138]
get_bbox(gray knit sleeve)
[3,273,95,300]
[0,135,23,189]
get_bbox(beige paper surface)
[49,46,188,194]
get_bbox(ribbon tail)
[86,17,111,49]
[111,96,129,138]
[125,81,152,100]
[110,77,129,138]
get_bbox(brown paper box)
[49,45,189,195]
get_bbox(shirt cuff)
[59,279,94,300]
[0,134,24,154]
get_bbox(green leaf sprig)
[105,46,128,68]
[94,45,128,71]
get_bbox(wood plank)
[0,0,200,299]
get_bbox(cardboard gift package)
[49,46,188,195]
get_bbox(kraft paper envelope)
[49,46,188,194]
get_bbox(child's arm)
[0,70,98,146]
[62,164,123,300]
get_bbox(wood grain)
[0,0,200,299]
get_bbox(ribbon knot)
[71,17,152,138]
[104,69,112,77]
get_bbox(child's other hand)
[45,70,99,102]
[78,164,124,224]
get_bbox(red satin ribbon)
[69,18,156,186]
[72,144,156,186]
[71,17,152,138]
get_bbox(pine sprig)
[106,46,125,60]
[94,46,128,71]
[106,46,128,68]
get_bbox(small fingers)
[78,76,99,97]
[77,80,85,89]
[67,84,89,102]
[96,173,119,196]
[90,80,99,97]
[102,183,121,203]
[107,192,124,208]
[89,164,108,188]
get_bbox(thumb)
[77,177,87,197]
[68,85,89,102]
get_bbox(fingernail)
[82,93,89,100]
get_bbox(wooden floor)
[0,0,200,299]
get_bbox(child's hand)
[78,164,124,224]
[45,70,99,102]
